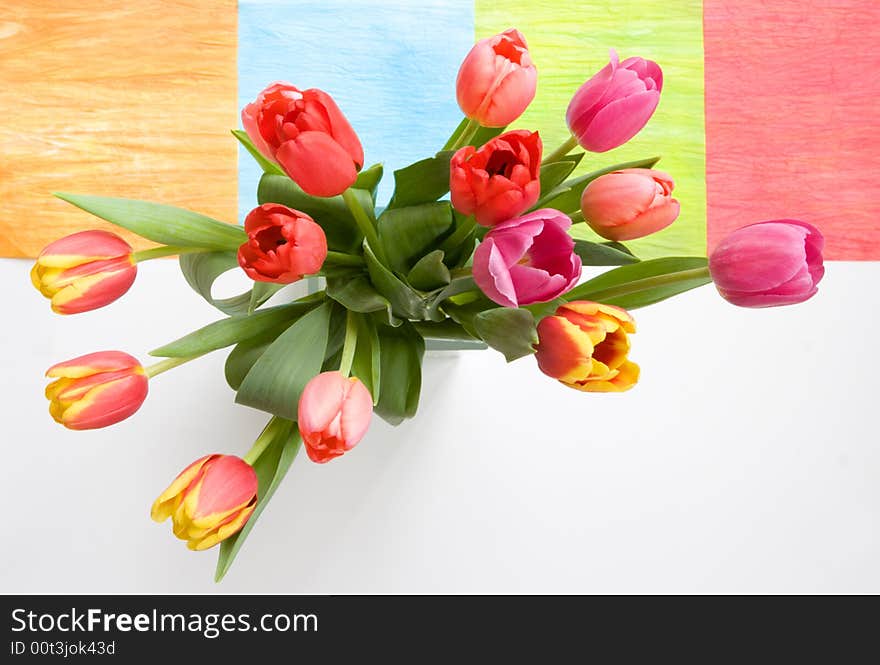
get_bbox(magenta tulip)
[473,209,582,307]
[709,220,825,308]
[566,50,662,153]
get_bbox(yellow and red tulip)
[31,230,137,314]
[151,454,258,551]
[45,351,148,430]
[534,301,639,392]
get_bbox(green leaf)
[374,322,425,425]
[443,118,507,150]
[215,419,300,582]
[258,174,371,253]
[563,257,711,310]
[573,240,640,266]
[54,193,245,250]
[350,314,381,403]
[425,274,478,320]
[224,322,293,391]
[378,202,455,274]
[407,250,451,291]
[386,151,454,210]
[235,302,332,419]
[179,251,280,316]
[537,156,582,201]
[474,308,538,362]
[412,318,480,342]
[231,129,285,176]
[150,303,316,358]
[538,156,661,212]
[354,163,384,203]
[364,245,426,320]
[325,271,397,327]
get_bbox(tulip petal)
[276,131,358,197]
[46,350,141,379]
[306,89,364,168]
[535,314,595,383]
[709,222,809,293]
[58,372,148,430]
[580,91,660,153]
[566,50,619,136]
[151,455,215,522]
[339,378,373,451]
[473,238,518,307]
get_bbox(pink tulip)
[456,28,537,128]
[709,220,825,308]
[238,204,328,283]
[473,209,582,307]
[580,169,680,241]
[566,50,662,153]
[298,371,373,464]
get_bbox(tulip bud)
[456,28,537,128]
[580,169,680,241]
[242,82,364,197]
[151,455,258,551]
[237,204,328,283]
[31,230,137,314]
[298,371,373,464]
[535,301,639,392]
[709,219,825,308]
[473,209,582,307]
[450,129,542,226]
[566,50,662,153]
[45,351,148,430]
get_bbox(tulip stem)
[324,251,365,267]
[341,188,390,266]
[448,118,481,151]
[144,355,198,378]
[440,216,478,254]
[569,210,585,224]
[543,135,580,165]
[243,417,287,465]
[338,310,359,378]
[569,266,712,302]
[132,246,212,263]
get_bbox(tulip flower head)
[31,230,136,314]
[473,209,582,307]
[450,129,542,227]
[298,371,373,464]
[45,351,148,430]
[237,203,328,283]
[242,82,364,197]
[580,168,680,241]
[456,28,537,128]
[709,219,825,308]
[566,50,662,153]
[535,301,639,392]
[151,455,258,551]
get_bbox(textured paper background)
[0,1,238,257]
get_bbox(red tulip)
[45,351,148,430]
[580,169,680,241]
[566,50,662,153]
[151,455,258,551]
[456,28,537,128]
[242,82,364,197]
[473,209,581,307]
[31,230,136,314]
[298,371,373,464]
[709,220,825,308]
[237,203,328,283]
[450,130,542,227]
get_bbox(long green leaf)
[179,252,282,316]
[354,163,384,203]
[231,129,285,176]
[235,302,332,419]
[224,322,293,391]
[150,303,316,358]
[351,314,381,403]
[443,118,507,150]
[364,245,426,320]
[564,257,711,310]
[387,151,454,210]
[573,240,641,266]
[474,308,538,362]
[325,271,398,327]
[407,250,451,291]
[374,322,424,426]
[378,202,455,274]
[54,193,245,250]
[215,420,300,582]
[537,156,582,201]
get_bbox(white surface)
[1,258,877,593]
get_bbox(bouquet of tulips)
[33,29,825,581]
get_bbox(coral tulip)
[580,169,680,241]
[709,220,825,308]
[151,455,258,551]
[45,351,148,430]
[473,209,581,307]
[31,230,136,315]
[242,82,364,197]
[456,28,537,128]
[238,203,328,283]
[535,301,639,392]
[566,50,662,153]
[450,129,542,227]
[298,371,373,464]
